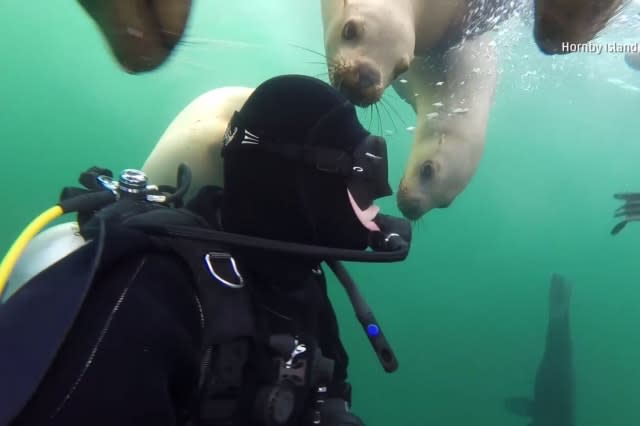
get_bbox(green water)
[1,1,639,425]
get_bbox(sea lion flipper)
[611,220,627,235]
[613,192,640,201]
[504,397,533,417]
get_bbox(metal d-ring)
[204,252,245,289]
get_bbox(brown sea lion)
[77,0,192,73]
[533,0,628,54]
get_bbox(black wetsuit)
[8,192,353,426]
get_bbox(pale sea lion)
[142,86,254,200]
[77,0,192,73]
[321,0,514,219]
[393,33,498,218]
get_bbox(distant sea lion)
[505,273,575,426]
[142,86,254,200]
[321,0,515,219]
[625,51,640,70]
[77,0,192,73]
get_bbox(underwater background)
[1,1,639,425]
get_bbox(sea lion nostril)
[357,66,380,89]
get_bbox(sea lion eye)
[342,20,361,40]
[420,161,434,180]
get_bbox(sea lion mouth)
[329,60,384,107]
[78,0,192,73]
[534,11,576,54]
[397,198,424,221]
[396,181,428,221]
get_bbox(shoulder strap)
[150,236,257,426]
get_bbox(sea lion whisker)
[171,57,220,73]
[366,105,374,131]
[287,43,328,59]
[378,99,398,134]
[373,103,383,136]
[179,36,261,49]
[305,61,330,66]
[380,96,408,128]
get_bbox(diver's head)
[220,74,399,251]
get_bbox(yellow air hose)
[0,205,64,297]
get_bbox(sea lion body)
[142,87,254,200]
[505,273,575,426]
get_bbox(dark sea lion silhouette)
[505,273,575,426]
[77,0,192,73]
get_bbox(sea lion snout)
[354,63,381,89]
[397,195,425,221]
[78,0,192,73]
[534,14,568,54]
[331,60,383,106]
[397,180,429,220]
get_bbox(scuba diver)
[611,191,640,235]
[0,75,412,426]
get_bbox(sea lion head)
[625,52,640,70]
[78,0,192,73]
[396,130,477,220]
[322,0,414,107]
[533,0,625,54]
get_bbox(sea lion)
[321,0,513,219]
[533,0,627,54]
[505,273,575,426]
[77,0,192,73]
[141,86,254,200]
[625,51,640,70]
[393,33,498,218]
